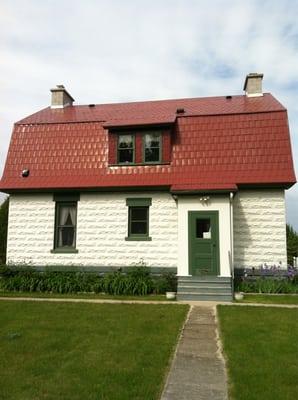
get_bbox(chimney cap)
[243,73,264,91]
[50,84,75,102]
[243,73,264,97]
[50,85,75,108]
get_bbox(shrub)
[287,224,298,265]
[234,264,298,294]
[153,272,177,294]
[0,266,170,296]
[0,268,103,294]
[235,276,298,294]
[101,267,154,296]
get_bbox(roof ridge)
[15,108,287,126]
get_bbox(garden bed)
[234,265,298,294]
[0,266,177,296]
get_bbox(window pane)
[131,207,147,221]
[196,219,211,239]
[119,135,133,148]
[144,133,160,162]
[145,133,160,148]
[131,221,147,235]
[58,205,76,226]
[145,147,160,162]
[119,149,133,163]
[58,227,75,247]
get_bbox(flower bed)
[234,264,298,293]
[0,266,177,296]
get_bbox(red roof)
[0,93,296,192]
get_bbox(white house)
[0,73,296,300]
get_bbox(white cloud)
[0,0,297,227]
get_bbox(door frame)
[188,210,220,276]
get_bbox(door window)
[196,218,211,239]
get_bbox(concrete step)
[178,285,232,294]
[177,275,233,302]
[177,292,233,302]
[178,281,231,288]
[178,276,231,283]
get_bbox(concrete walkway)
[161,305,228,400]
[1,296,298,308]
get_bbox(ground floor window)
[55,202,77,248]
[125,198,152,241]
[52,194,80,253]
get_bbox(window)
[144,132,161,163]
[111,131,165,165]
[126,198,152,241]
[51,194,79,253]
[118,134,134,163]
[196,218,211,239]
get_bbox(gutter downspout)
[229,192,234,293]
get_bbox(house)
[0,73,296,300]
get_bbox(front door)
[188,211,220,276]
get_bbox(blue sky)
[0,0,297,229]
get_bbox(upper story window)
[108,128,171,166]
[118,134,134,164]
[144,133,161,163]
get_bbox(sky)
[0,0,297,229]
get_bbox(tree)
[0,198,9,264]
[286,224,298,266]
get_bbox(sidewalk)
[161,305,228,400]
[1,296,298,308]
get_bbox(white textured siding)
[233,189,287,268]
[7,192,178,268]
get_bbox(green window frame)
[117,134,135,164]
[51,199,78,253]
[143,132,162,163]
[125,198,152,241]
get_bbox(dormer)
[105,123,173,166]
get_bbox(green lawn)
[0,301,188,400]
[236,293,298,305]
[218,306,298,400]
[0,290,167,301]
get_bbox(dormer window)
[108,128,171,166]
[144,132,161,163]
[118,134,135,164]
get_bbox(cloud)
[0,0,297,226]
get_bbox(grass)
[218,305,298,400]
[0,291,167,301]
[0,301,188,400]
[236,294,298,305]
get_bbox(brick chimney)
[50,85,74,108]
[243,73,263,97]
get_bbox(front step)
[177,276,233,302]
[178,286,231,293]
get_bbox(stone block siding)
[7,192,178,268]
[233,189,287,268]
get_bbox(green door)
[188,211,220,276]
